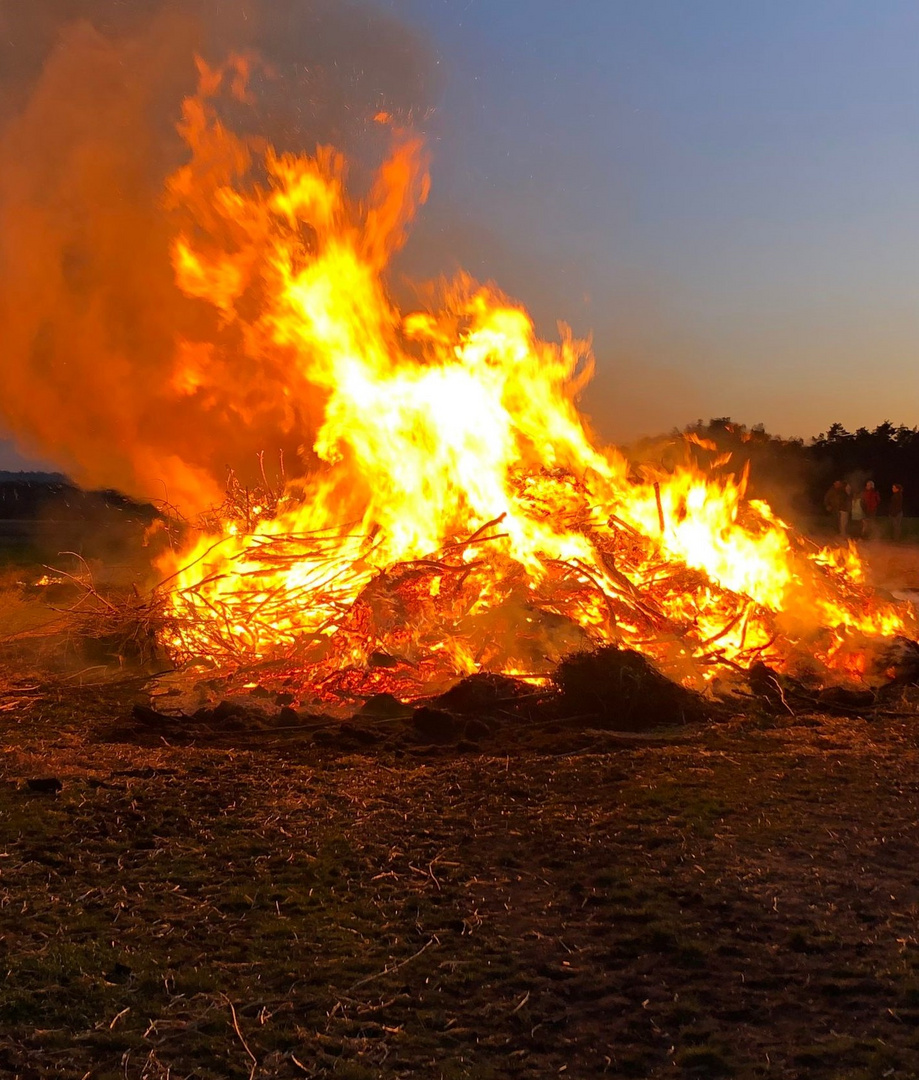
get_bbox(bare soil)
[862,539,919,595]
[3,672,919,1079]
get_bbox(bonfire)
[56,57,918,710]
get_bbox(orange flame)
[151,59,913,700]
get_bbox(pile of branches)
[14,470,911,707]
[126,498,904,707]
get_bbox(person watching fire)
[890,483,905,541]
[824,480,851,537]
[860,480,881,539]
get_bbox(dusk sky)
[3,0,919,469]
[382,0,919,444]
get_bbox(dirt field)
[1,542,919,1078]
[858,539,919,595]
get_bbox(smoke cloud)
[0,0,438,508]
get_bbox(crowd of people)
[824,480,904,540]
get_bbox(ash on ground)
[114,645,716,755]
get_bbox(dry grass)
[2,663,919,1077]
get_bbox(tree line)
[629,418,918,526]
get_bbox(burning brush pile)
[17,58,919,724]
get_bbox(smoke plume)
[0,0,438,509]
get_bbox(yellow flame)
[156,59,915,697]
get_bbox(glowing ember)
[152,58,914,704]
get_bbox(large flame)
[153,59,913,703]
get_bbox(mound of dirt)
[552,645,709,731]
[110,646,707,755]
[431,672,534,714]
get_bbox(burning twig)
[653,481,665,535]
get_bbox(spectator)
[860,480,881,539]
[890,483,904,541]
[823,480,850,537]
[850,482,864,534]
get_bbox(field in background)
[863,540,919,596]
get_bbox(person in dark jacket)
[824,480,850,537]
[860,481,881,539]
[890,483,904,541]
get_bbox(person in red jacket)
[860,480,881,538]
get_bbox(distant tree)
[707,417,736,434]
[642,415,919,525]
[814,422,850,445]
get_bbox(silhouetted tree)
[633,416,919,529]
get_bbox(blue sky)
[3,0,919,470]
[381,0,919,442]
